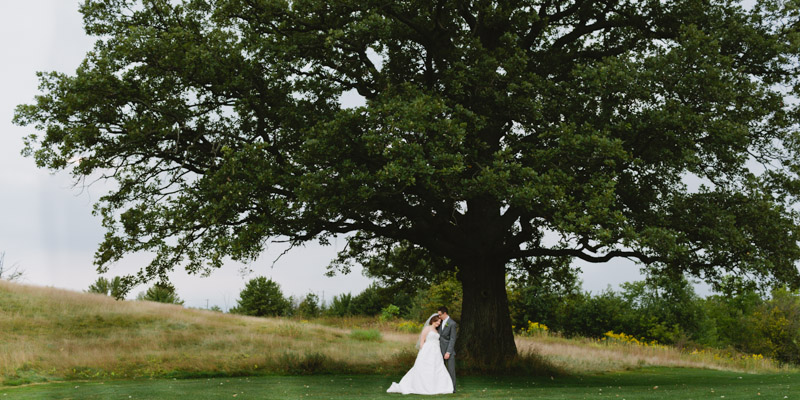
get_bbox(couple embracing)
[387,306,457,395]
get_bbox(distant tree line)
[506,273,800,366]
[87,260,800,365]
[226,274,461,322]
[227,269,800,365]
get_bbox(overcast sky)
[0,1,664,311]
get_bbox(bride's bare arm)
[419,326,430,347]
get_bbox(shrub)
[702,281,766,350]
[297,292,321,318]
[87,276,126,300]
[407,271,462,321]
[326,293,353,317]
[745,288,800,364]
[379,304,400,321]
[136,282,184,305]
[230,277,290,317]
[559,290,630,338]
[618,276,708,344]
[87,277,111,295]
[349,329,382,342]
[350,284,384,316]
[507,261,581,334]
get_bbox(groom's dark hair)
[437,306,449,314]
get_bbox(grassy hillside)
[0,280,790,386]
[0,280,411,385]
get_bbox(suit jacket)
[438,317,457,356]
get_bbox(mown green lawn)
[1,368,797,399]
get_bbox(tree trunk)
[457,257,517,368]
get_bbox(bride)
[387,314,454,395]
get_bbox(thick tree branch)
[514,246,655,263]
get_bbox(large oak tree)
[14,0,800,366]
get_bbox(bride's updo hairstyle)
[429,315,440,325]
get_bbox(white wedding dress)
[387,330,454,395]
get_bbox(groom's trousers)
[445,356,456,390]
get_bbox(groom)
[437,306,457,391]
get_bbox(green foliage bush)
[618,276,710,344]
[754,288,800,364]
[704,287,800,365]
[88,276,126,300]
[349,329,382,342]
[560,290,631,337]
[507,265,582,333]
[379,304,400,321]
[230,277,290,317]
[324,284,415,318]
[136,282,184,305]
[506,259,583,330]
[512,272,800,365]
[326,293,353,317]
[349,284,384,316]
[297,292,321,318]
[407,271,462,321]
[87,277,111,295]
[510,274,710,345]
[702,283,763,349]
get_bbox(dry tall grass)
[516,334,785,374]
[0,280,790,385]
[0,281,407,384]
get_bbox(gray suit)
[438,318,457,390]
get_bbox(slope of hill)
[0,280,410,385]
[0,280,788,386]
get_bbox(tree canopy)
[231,276,291,316]
[14,0,800,366]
